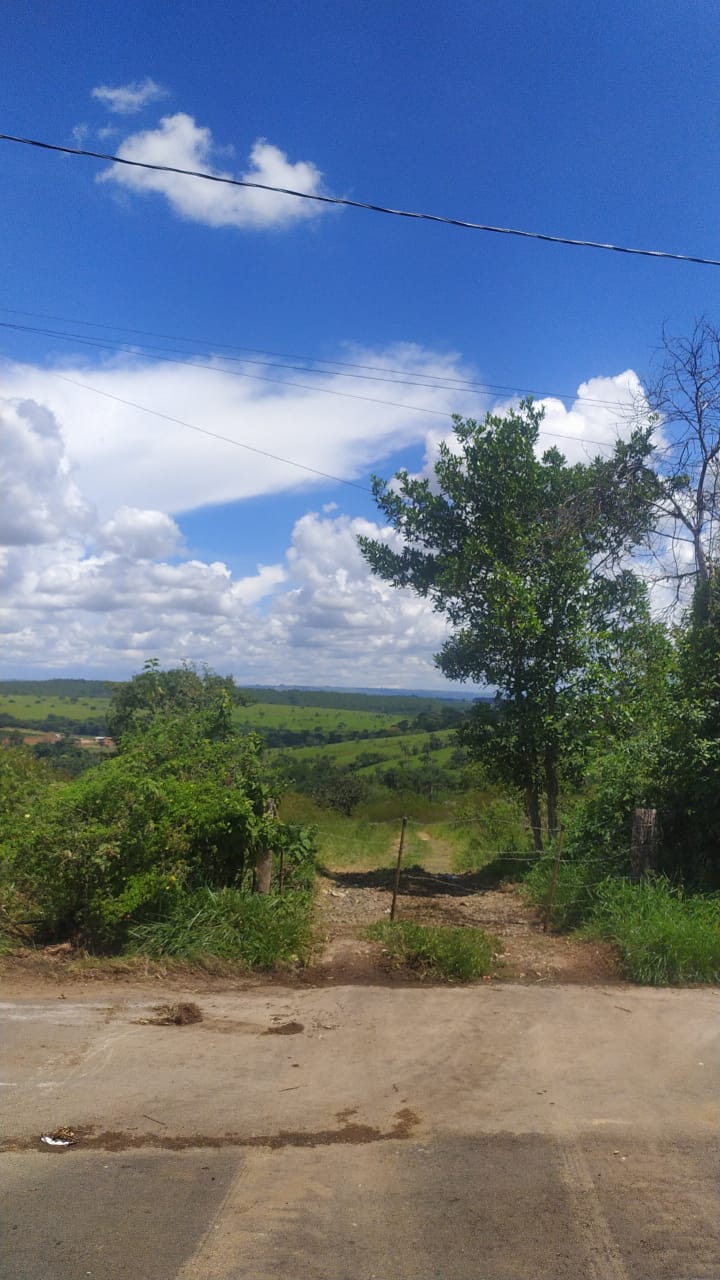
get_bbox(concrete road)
[1,983,718,1279]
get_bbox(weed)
[585,876,720,984]
[128,887,313,968]
[367,919,499,981]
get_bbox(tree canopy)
[107,659,245,744]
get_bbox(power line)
[2,131,719,268]
[0,355,374,493]
[2,320,627,450]
[0,305,639,410]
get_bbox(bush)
[367,920,498,981]
[586,876,720,984]
[128,887,313,967]
[4,714,315,948]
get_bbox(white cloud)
[0,394,447,683]
[99,506,181,559]
[533,371,649,462]
[0,399,93,546]
[98,112,328,230]
[1,345,478,518]
[91,78,167,115]
[2,360,683,684]
[419,371,648,476]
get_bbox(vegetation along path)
[315,827,618,984]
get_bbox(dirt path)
[315,865,618,983]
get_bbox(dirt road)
[2,982,718,1278]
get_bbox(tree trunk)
[526,785,544,853]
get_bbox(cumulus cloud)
[0,399,93,546]
[2,359,678,684]
[99,507,181,560]
[91,78,167,115]
[419,371,649,477]
[2,345,478,518]
[98,112,328,230]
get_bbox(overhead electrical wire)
[0,305,640,410]
[2,131,719,268]
[0,356,374,493]
[1,319,632,451]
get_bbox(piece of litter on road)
[41,1126,77,1147]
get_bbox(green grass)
[0,694,111,723]
[585,877,720,985]
[271,727,456,766]
[367,920,499,981]
[234,703,400,734]
[279,792,396,867]
[127,887,313,967]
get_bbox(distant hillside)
[0,678,488,717]
[0,679,112,698]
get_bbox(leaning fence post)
[543,827,565,933]
[389,816,408,922]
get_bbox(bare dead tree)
[645,319,720,590]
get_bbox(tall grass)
[128,887,313,967]
[523,854,603,929]
[586,877,720,985]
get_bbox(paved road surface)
[1,983,718,1279]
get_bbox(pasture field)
[233,703,400,735]
[270,727,458,767]
[0,694,111,724]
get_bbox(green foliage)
[524,853,607,930]
[368,920,498,981]
[587,877,720,984]
[0,742,52,824]
[359,402,659,847]
[107,659,243,744]
[653,572,720,885]
[32,736,104,778]
[128,886,313,966]
[0,679,111,698]
[311,766,369,815]
[452,792,531,872]
[4,692,316,949]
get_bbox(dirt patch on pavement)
[1,1108,421,1155]
[314,868,619,985]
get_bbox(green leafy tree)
[654,569,720,884]
[359,402,658,848]
[107,659,246,744]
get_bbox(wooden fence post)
[631,807,657,881]
[389,816,408,922]
[253,797,277,895]
[543,828,565,933]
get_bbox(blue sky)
[2,0,719,686]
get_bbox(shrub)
[367,920,498,981]
[5,714,315,948]
[128,887,313,967]
[586,876,720,984]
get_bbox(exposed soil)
[314,865,619,984]
[1,1108,421,1155]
